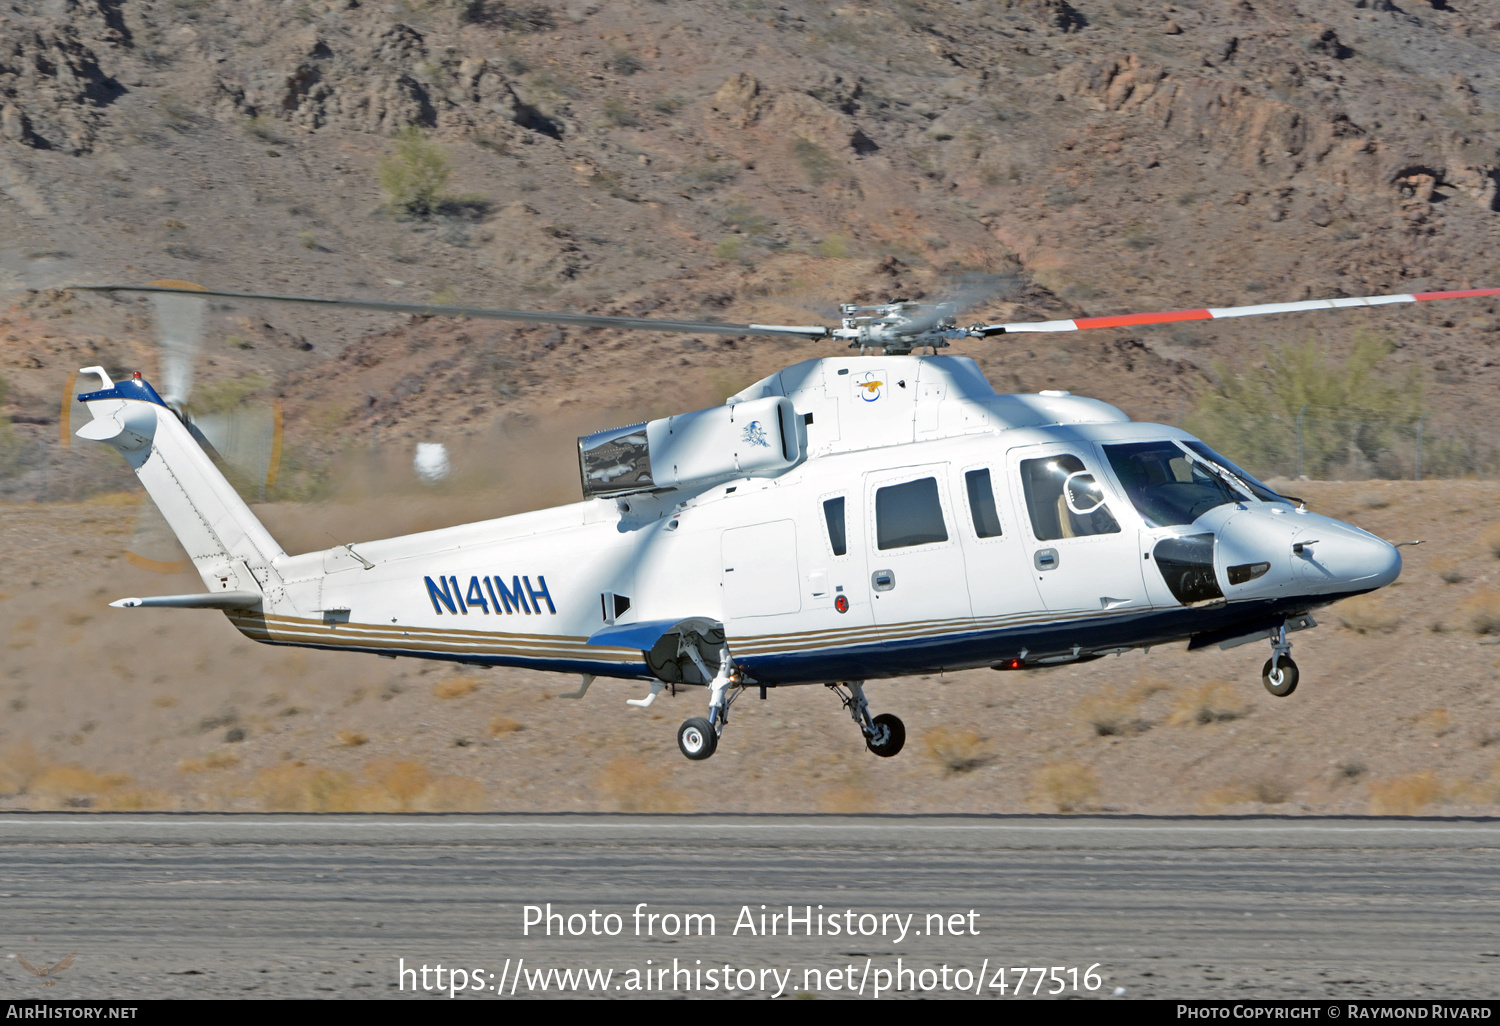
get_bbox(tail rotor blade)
[144,280,208,407]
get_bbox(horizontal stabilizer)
[110,591,264,610]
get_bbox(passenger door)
[954,464,1045,624]
[863,465,973,628]
[1006,444,1147,615]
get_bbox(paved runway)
[1,815,1497,999]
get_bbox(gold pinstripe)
[729,605,1139,656]
[225,612,642,661]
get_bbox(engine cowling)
[577,395,805,498]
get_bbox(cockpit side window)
[1018,454,1120,541]
[1104,441,1245,527]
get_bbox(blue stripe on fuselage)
[737,593,1365,684]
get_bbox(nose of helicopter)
[1292,521,1402,593]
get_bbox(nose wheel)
[827,682,906,757]
[1262,655,1298,697]
[1261,622,1299,697]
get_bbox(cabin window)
[875,477,948,550]
[964,468,1003,538]
[1018,455,1120,541]
[823,497,847,556]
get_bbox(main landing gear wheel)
[866,713,906,758]
[1262,655,1299,697]
[677,717,717,760]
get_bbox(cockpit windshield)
[1104,441,1252,528]
[1181,441,1287,504]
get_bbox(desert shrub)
[1432,559,1465,584]
[607,48,643,75]
[792,137,839,184]
[1074,685,1145,737]
[1203,776,1293,807]
[602,97,639,127]
[0,373,22,478]
[487,715,524,735]
[1482,523,1500,559]
[177,751,240,772]
[922,727,994,775]
[816,234,850,258]
[597,756,690,812]
[819,785,877,814]
[674,158,737,193]
[713,236,746,261]
[434,675,480,699]
[1462,591,1500,634]
[1031,761,1099,812]
[1168,682,1250,726]
[379,127,452,218]
[334,730,369,747]
[0,742,45,794]
[1368,771,1442,815]
[1335,593,1402,634]
[255,759,485,812]
[1186,329,1425,480]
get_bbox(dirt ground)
[2,479,1499,817]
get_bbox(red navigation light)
[132,371,142,379]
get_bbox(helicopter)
[67,281,1499,761]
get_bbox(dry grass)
[0,744,158,808]
[434,675,481,699]
[487,715,525,736]
[177,751,240,773]
[151,695,178,708]
[0,742,46,794]
[1357,490,1392,510]
[596,756,691,812]
[252,759,486,812]
[1074,685,1146,737]
[1482,523,1500,559]
[1461,590,1500,634]
[1030,761,1100,813]
[1167,682,1251,726]
[1413,708,1452,737]
[1335,593,1402,634]
[334,730,369,747]
[1203,775,1293,808]
[922,727,994,775]
[818,784,878,813]
[1368,771,1443,815]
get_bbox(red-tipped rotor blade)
[979,287,1500,334]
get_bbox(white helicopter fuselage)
[80,354,1401,697]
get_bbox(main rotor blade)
[975,286,1500,335]
[68,284,830,339]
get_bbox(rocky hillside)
[0,0,1497,503]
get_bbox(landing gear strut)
[1261,622,1299,697]
[676,645,744,761]
[827,681,906,757]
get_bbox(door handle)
[871,569,895,592]
[1034,548,1060,571]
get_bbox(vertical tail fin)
[75,367,286,596]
